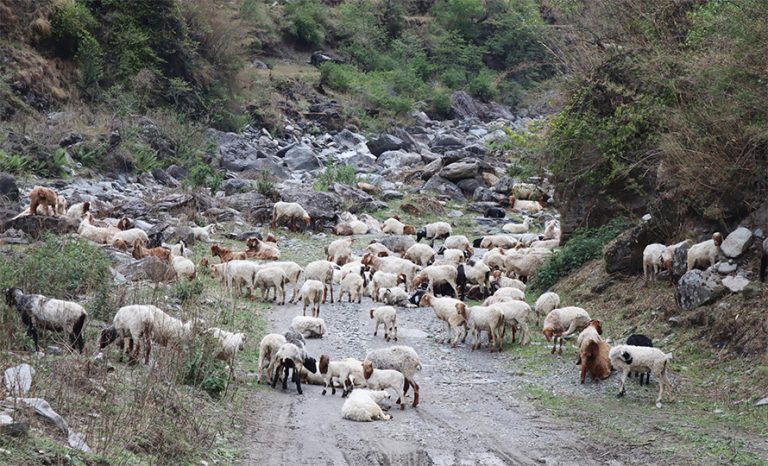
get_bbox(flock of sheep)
[7,183,752,423]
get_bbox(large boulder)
[720,227,753,258]
[334,129,366,149]
[456,177,484,196]
[440,160,479,181]
[377,150,422,170]
[1,215,79,239]
[279,186,341,231]
[430,134,465,151]
[208,130,264,172]
[671,241,692,282]
[0,173,19,202]
[244,157,290,180]
[450,91,481,119]
[222,178,251,196]
[223,192,273,224]
[367,134,404,157]
[118,256,176,283]
[603,222,657,274]
[422,176,465,202]
[330,183,387,212]
[675,269,725,310]
[493,176,515,195]
[284,145,321,171]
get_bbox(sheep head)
[362,361,374,380]
[416,292,432,307]
[712,232,723,246]
[117,217,134,230]
[5,287,21,307]
[455,302,467,320]
[304,356,317,374]
[543,327,555,342]
[318,355,330,374]
[302,213,311,226]
[114,239,129,252]
[415,228,426,242]
[589,319,603,335]
[403,225,416,235]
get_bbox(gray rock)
[421,158,444,181]
[119,256,176,283]
[208,130,263,172]
[279,186,341,231]
[382,190,403,200]
[493,176,515,195]
[224,192,273,224]
[368,134,404,157]
[675,269,726,310]
[447,210,464,218]
[456,177,483,196]
[378,235,416,254]
[756,397,768,407]
[473,187,498,202]
[377,150,422,170]
[391,127,418,151]
[722,275,749,292]
[431,134,465,150]
[331,183,387,212]
[720,227,753,258]
[440,161,479,181]
[1,215,79,239]
[166,164,188,180]
[334,129,365,149]
[252,59,269,69]
[0,173,19,201]
[422,176,465,201]
[59,133,83,148]
[464,144,488,156]
[244,157,290,180]
[672,242,691,282]
[450,91,481,119]
[4,364,35,396]
[603,222,656,275]
[151,168,179,187]
[716,261,738,274]
[222,178,251,196]
[284,145,321,171]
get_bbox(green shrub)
[529,218,630,292]
[256,171,278,200]
[320,63,357,93]
[187,158,224,192]
[173,279,204,304]
[178,338,230,399]
[132,143,160,173]
[314,160,357,191]
[284,0,326,46]
[76,31,105,90]
[0,150,32,175]
[468,69,499,102]
[429,87,453,118]
[50,0,98,57]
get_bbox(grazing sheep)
[441,248,467,266]
[575,320,611,384]
[418,293,467,347]
[348,220,369,235]
[502,218,531,234]
[364,346,422,407]
[529,239,560,250]
[543,307,591,355]
[191,224,216,242]
[371,271,407,301]
[379,287,410,306]
[361,254,419,291]
[264,261,303,303]
[441,235,473,256]
[341,389,392,422]
[489,300,532,346]
[5,288,87,353]
[610,345,672,407]
[319,355,357,397]
[271,343,308,394]
[687,233,724,271]
[204,327,246,379]
[111,228,149,249]
[363,361,406,410]
[78,214,118,244]
[245,237,281,261]
[325,238,354,266]
[492,287,526,301]
[211,244,247,262]
[480,235,519,250]
[489,271,526,292]
[626,334,654,385]
[416,221,452,246]
[366,242,394,258]
[412,264,459,297]
[171,251,196,281]
[257,333,286,384]
[28,186,65,217]
[254,267,287,304]
[304,260,336,303]
[382,217,417,235]
[457,260,491,300]
[132,242,171,262]
[271,202,311,231]
[370,306,398,341]
[65,201,90,220]
[760,237,768,282]
[214,260,260,297]
[339,272,365,303]
[298,279,324,317]
[503,249,551,282]
[465,305,505,352]
[534,292,560,327]
[509,196,543,213]
[291,316,327,338]
[404,243,436,266]
[169,241,190,258]
[642,243,666,284]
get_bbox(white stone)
[721,227,753,258]
[3,364,35,396]
[722,275,749,292]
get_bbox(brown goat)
[211,244,247,262]
[245,237,281,260]
[29,186,64,216]
[132,241,171,261]
[576,320,611,384]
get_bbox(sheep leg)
[282,366,290,389]
[617,369,628,397]
[144,336,152,365]
[294,363,303,395]
[271,362,283,388]
[410,380,420,408]
[451,326,462,347]
[551,337,557,354]
[403,378,411,397]
[21,313,40,352]
[580,360,587,384]
[396,386,405,410]
[329,282,334,303]
[303,302,307,316]
[461,322,468,343]
[558,337,564,355]
[322,286,328,304]
[373,321,380,337]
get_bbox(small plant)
[529,218,630,292]
[313,159,357,191]
[178,338,229,399]
[173,279,204,304]
[132,143,160,173]
[0,150,31,175]
[188,158,224,192]
[256,170,278,200]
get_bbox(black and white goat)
[5,287,87,353]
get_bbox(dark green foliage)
[187,158,224,192]
[529,218,630,292]
[314,159,357,191]
[178,338,229,399]
[284,0,327,46]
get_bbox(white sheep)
[442,235,473,256]
[349,220,369,235]
[643,243,667,284]
[170,241,190,258]
[403,243,436,266]
[172,255,196,281]
[216,260,260,297]
[610,345,673,407]
[271,342,308,393]
[366,242,395,257]
[687,233,723,271]
[543,306,591,354]
[78,215,117,244]
[509,196,543,213]
[489,271,526,291]
[412,264,459,297]
[371,271,406,302]
[191,224,216,242]
[379,287,410,306]
[254,267,287,304]
[290,316,327,338]
[325,238,354,266]
[370,306,398,341]
[489,300,532,346]
[304,260,336,304]
[65,201,90,220]
[503,249,551,282]
[542,219,560,241]
[341,389,392,422]
[257,333,286,384]
[502,218,531,234]
[465,305,505,352]
[204,327,245,378]
[298,279,324,317]
[362,254,419,291]
[381,217,415,235]
[319,355,359,397]
[5,288,87,353]
[111,228,149,248]
[265,261,303,303]
[480,235,519,249]
[362,361,406,410]
[339,272,364,303]
[492,287,526,301]
[457,259,491,299]
[364,346,422,407]
[271,201,311,231]
[417,293,467,347]
[416,221,452,246]
[534,292,560,326]
[441,248,467,266]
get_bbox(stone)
[151,168,179,188]
[422,176,465,202]
[208,129,263,172]
[0,173,19,202]
[390,127,418,151]
[252,59,269,69]
[671,242,691,282]
[378,235,416,254]
[431,134,465,150]
[456,177,483,196]
[720,227,753,258]
[473,187,497,202]
[493,176,515,195]
[716,261,738,274]
[243,157,291,180]
[59,133,83,148]
[166,164,188,180]
[4,364,35,396]
[675,269,726,310]
[367,134,404,157]
[334,129,365,149]
[447,210,464,218]
[222,178,251,196]
[224,192,273,224]
[722,275,749,292]
[377,150,422,170]
[756,397,768,407]
[1,215,79,239]
[382,190,403,200]
[420,158,444,181]
[284,145,321,171]
[309,50,344,67]
[450,91,481,119]
[331,183,387,212]
[279,186,341,231]
[440,160,479,181]
[603,222,657,274]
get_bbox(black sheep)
[484,207,506,219]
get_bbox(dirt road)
[240,295,621,466]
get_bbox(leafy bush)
[468,69,499,102]
[50,0,99,57]
[320,63,356,93]
[0,150,33,175]
[132,143,160,173]
[529,218,630,292]
[173,279,204,304]
[284,0,326,46]
[314,160,357,191]
[178,338,229,398]
[187,158,224,192]
[256,171,278,200]
[76,31,105,90]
